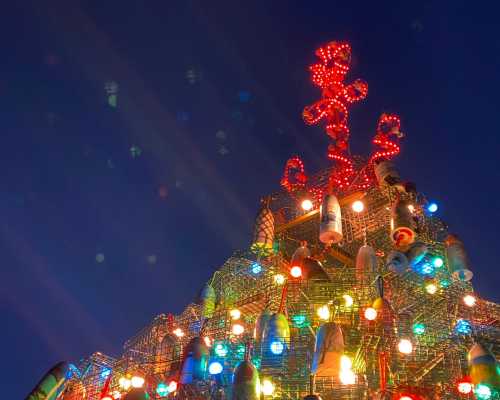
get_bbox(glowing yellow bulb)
[342,294,353,307]
[119,377,131,390]
[425,283,438,295]
[364,307,377,321]
[407,204,415,213]
[232,323,245,335]
[112,391,121,399]
[398,339,413,354]
[340,355,352,371]
[317,305,330,321]
[352,200,364,213]
[274,274,285,285]
[204,336,212,347]
[463,294,476,307]
[173,328,184,337]
[301,199,313,211]
[131,376,144,388]
[339,369,356,385]
[230,309,241,320]
[261,379,275,396]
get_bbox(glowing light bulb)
[339,369,356,385]
[475,384,492,399]
[425,283,437,294]
[407,204,415,213]
[290,266,302,278]
[261,379,275,396]
[340,355,352,370]
[301,199,313,211]
[111,391,121,399]
[398,339,413,354]
[412,323,425,335]
[432,257,444,268]
[208,361,223,375]
[274,274,285,285]
[131,376,144,388]
[317,305,330,321]
[232,323,245,335]
[102,396,113,400]
[364,307,377,321]
[173,328,184,337]
[399,397,413,400]
[156,383,169,397]
[463,294,476,307]
[214,343,228,357]
[230,309,241,320]
[204,336,212,347]
[351,200,364,213]
[455,319,472,335]
[251,262,262,274]
[270,341,284,355]
[342,294,354,307]
[427,202,438,213]
[119,377,131,390]
[457,381,473,394]
[168,381,178,393]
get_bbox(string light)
[425,283,438,294]
[317,305,330,321]
[208,361,223,375]
[204,336,212,347]
[173,328,184,337]
[230,309,241,320]
[281,156,307,192]
[232,323,245,335]
[274,274,285,285]
[352,200,364,213]
[463,294,476,307]
[301,199,313,211]
[270,341,284,355]
[398,339,413,354]
[290,266,302,278]
[342,294,353,307]
[168,381,178,393]
[364,307,377,321]
[261,379,275,396]
[131,376,144,388]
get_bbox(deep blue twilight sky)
[2,1,500,397]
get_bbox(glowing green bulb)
[413,323,426,335]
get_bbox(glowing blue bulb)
[455,319,472,335]
[270,341,284,355]
[100,368,111,379]
[251,262,262,274]
[427,202,438,213]
[421,263,435,275]
[214,343,228,357]
[475,384,492,400]
[208,361,223,375]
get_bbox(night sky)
[2,1,500,398]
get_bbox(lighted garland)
[280,156,323,207]
[370,113,403,164]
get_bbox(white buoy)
[319,194,343,244]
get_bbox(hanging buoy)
[291,241,311,268]
[390,199,416,247]
[198,283,216,319]
[311,322,344,377]
[355,244,377,281]
[263,313,290,345]
[386,251,409,275]
[27,361,69,400]
[303,257,330,281]
[445,234,473,282]
[374,160,401,188]
[250,201,274,256]
[232,360,260,400]
[180,336,209,384]
[319,194,343,244]
[254,308,272,344]
[406,242,428,267]
[468,343,500,388]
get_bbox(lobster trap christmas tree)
[32,42,500,400]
